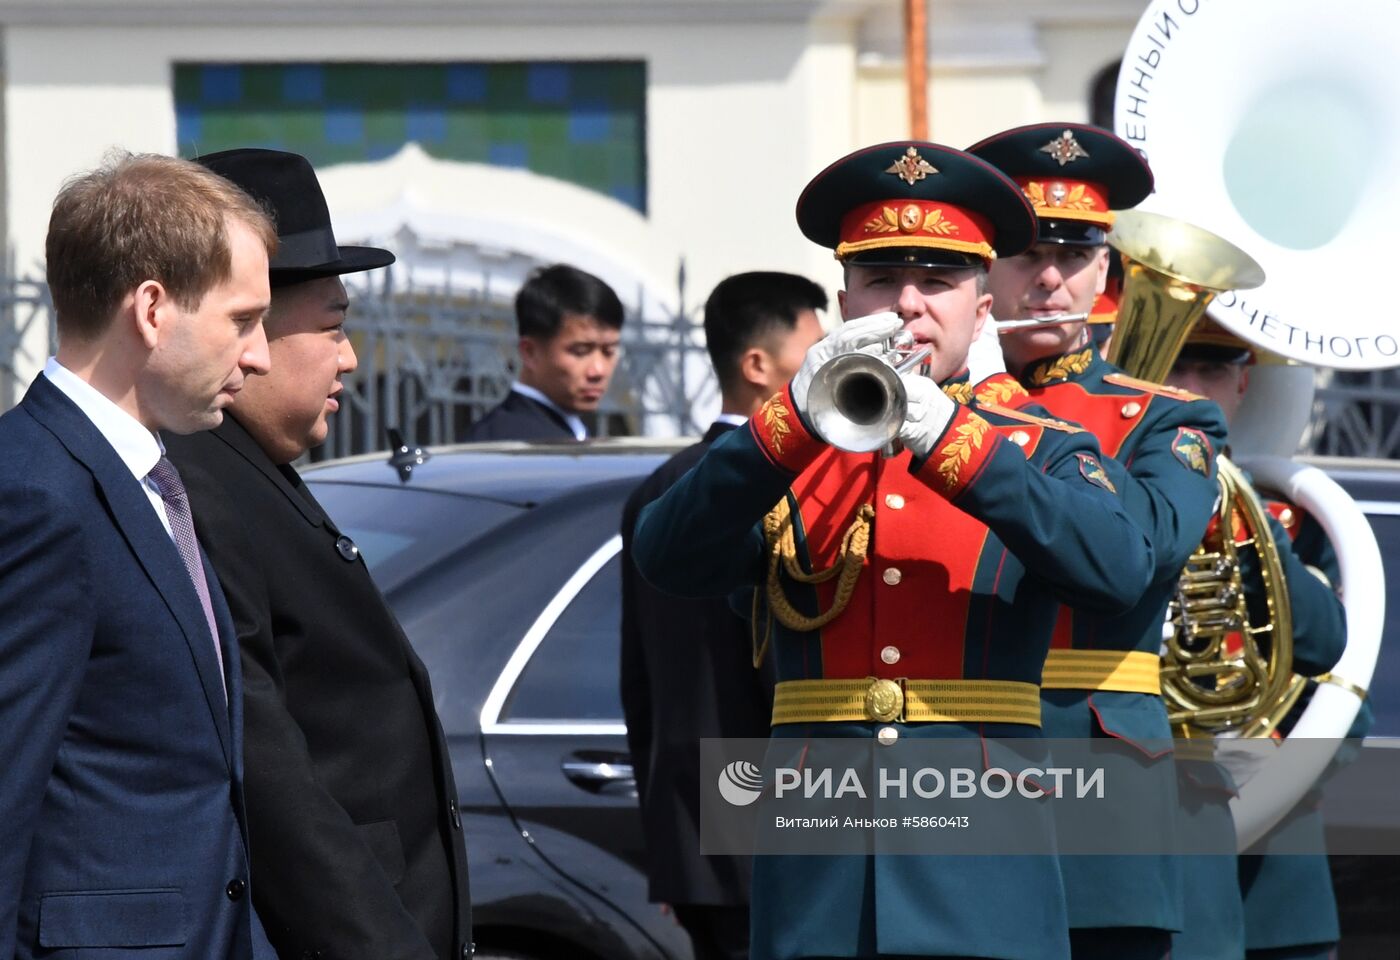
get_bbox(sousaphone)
[1114,0,1395,849]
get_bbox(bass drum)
[1114,0,1396,848]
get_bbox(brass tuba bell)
[1107,210,1266,385]
[1106,211,1296,739]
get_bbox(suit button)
[880,645,901,665]
[882,567,902,586]
[885,493,905,510]
[464,944,475,958]
[450,799,462,829]
[876,726,899,746]
[335,535,360,562]
[226,878,245,901]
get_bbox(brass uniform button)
[877,726,900,746]
[1278,507,1295,528]
[885,493,906,509]
[1120,401,1143,418]
[1009,430,1030,447]
[880,645,901,665]
[882,567,903,586]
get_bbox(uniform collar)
[1018,347,1098,388]
[939,367,974,403]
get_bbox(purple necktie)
[148,457,227,699]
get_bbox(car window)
[306,481,523,593]
[502,555,623,723]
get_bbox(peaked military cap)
[796,141,1037,268]
[967,123,1154,247]
[1179,316,1253,365]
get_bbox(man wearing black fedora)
[164,149,470,960]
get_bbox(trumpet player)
[967,123,1230,960]
[631,141,1156,960]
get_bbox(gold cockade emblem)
[862,205,959,237]
[886,146,938,185]
[1024,181,1096,211]
[1039,129,1090,167]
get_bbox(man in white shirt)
[0,152,278,960]
[466,263,625,441]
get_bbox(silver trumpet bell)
[805,331,932,453]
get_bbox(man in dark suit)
[0,154,277,958]
[163,149,471,960]
[466,263,624,441]
[620,271,827,960]
[163,148,470,960]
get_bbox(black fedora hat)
[196,148,395,286]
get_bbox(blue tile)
[528,64,570,103]
[488,143,529,168]
[200,65,242,104]
[175,107,203,154]
[446,65,488,103]
[405,104,447,143]
[282,64,324,104]
[568,104,610,144]
[609,183,643,210]
[325,105,364,145]
[366,142,400,161]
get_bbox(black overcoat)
[166,418,471,960]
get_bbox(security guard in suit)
[965,123,1230,960]
[1164,325,1352,960]
[631,141,1157,960]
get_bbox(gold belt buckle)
[864,677,905,723]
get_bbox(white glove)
[965,313,1007,385]
[897,372,957,460]
[789,311,904,417]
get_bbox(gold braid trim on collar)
[1026,348,1094,387]
[942,381,974,403]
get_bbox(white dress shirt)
[43,357,173,536]
[510,381,588,441]
[714,413,749,429]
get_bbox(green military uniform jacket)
[632,375,1155,960]
[981,348,1228,937]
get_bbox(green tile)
[173,66,201,104]
[251,66,291,105]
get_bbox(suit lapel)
[510,390,577,439]
[23,376,234,765]
[209,417,325,527]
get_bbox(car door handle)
[562,754,635,794]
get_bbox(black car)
[308,440,692,960]
[304,443,1400,959]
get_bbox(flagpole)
[904,0,929,140]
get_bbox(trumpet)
[805,331,931,454]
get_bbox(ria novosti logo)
[717,760,765,806]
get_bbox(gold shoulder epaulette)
[978,403,1083,433]
[1103,372,1204,402]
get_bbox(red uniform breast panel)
[787,424,1043,681]
[1027,381,1150,458]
